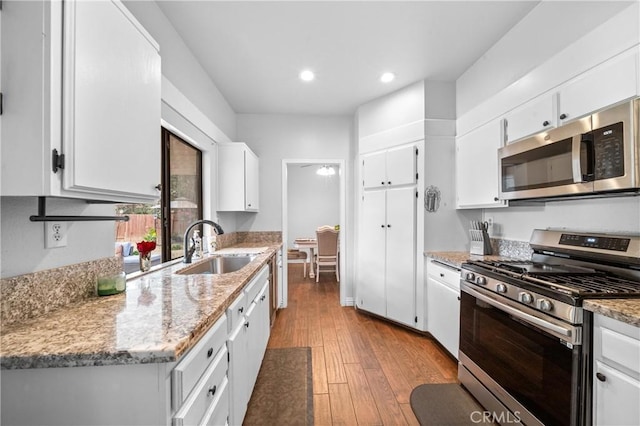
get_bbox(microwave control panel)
[593,121,624,180]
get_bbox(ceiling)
[156,1,629,116]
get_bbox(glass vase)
[139,251,152,272]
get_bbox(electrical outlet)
[486,217,494,229]
[45,222,68,248]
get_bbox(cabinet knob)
[388,181,391,185]
[440,273,445,277]
[381,181,385,185]
[387,224,391,228]
[155,184,162,191]
[207,347,214,358]
[245,322,250,328]
[559,113,567,120]
[381,224,385,228]
[208,385,217,396]
[596,372,607,382]
[542,120,550,126]
[238,306,244,314]
[494,197,500,202]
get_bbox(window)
[115,128,203,271]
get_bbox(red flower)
[137,241,157,254]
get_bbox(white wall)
[123,1,237,141]
[235,114,353,232]
[287,165,340,247]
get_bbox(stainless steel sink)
[177,255,256,275]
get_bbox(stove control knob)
[519,292,533,304]
[475,276,487,286]
[537,299,553,312]
[496,283,507,293]
[465,272,475,282]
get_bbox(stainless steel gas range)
[458,229,640,426]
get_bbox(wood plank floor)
[265,264,458,425]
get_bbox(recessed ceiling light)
[299,70,315,82]
[380,72,395,83]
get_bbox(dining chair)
[315,226,339,283]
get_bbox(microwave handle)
[572,134,595,183]
[581,133,595,182]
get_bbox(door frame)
[281,159,347,308]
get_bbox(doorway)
[281,159,346,308]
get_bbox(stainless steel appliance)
[499,99,640,201]
[458,229,640,426]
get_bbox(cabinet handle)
[381,181,385,185]
[559,113,567,120]
[238,306,244,314]
[388,181,391,185]
[542,120,550,126]
[440,273,445,277]
[457,296,461,301]
[596,372,607,382]
[260,295,266,301]
[207,347,214,358]
[245,322,250,328]
[155,184,162,191]
[381,224,385,228]
[494,197,500,202]
[387,224,391,228]
[208,385,217,396]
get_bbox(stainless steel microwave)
[499,99,640,201]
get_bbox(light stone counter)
[425,251,526,269]
[583,299,640,327]
[0,242,281,370]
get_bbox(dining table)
[293,238,317,278]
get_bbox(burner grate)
[528,273,640,295]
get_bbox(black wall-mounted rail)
[29,197,130,222]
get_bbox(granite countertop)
[425,251,523,269]
[0,242,281,370]
[583,299,640,327]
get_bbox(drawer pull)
[208,385,217,396]
[207,347,214,358]
[440,273,445,278]
[260,295,266,301]
[245,322,250,328]
[238,306,244,314]
[596,372,607,382]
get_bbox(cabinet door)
[63,0,161,201]
[228,321,249,426]
[594,362,640,426]
[357,190,387,316]
[385,187,416,327]
[385,145,416,187]
[245,149,259,211]
[505,95,557,143]
[558,50,639,124]
[362,151,387,189]
[456,119,507,209]
[427,277,460,359]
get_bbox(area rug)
[244,347,313,425]
[410,383,490,425]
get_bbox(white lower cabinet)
[426,259,461,359]
[227,266,270,426]
[593,314,640,425]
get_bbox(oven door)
[459,282,588,426]
[499,117,593,200]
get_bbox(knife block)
[469,229,492,255]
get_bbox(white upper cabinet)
[558,49,639,125]
[218,143,259,212]
[504,94,557,144]
[456,119,507,209]
[362,145,416,189]
[1,0,161,202]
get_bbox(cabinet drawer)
[226,293,248,332]
[598,321,640,376]
[245,266,269,303]
[201,376,229,426]
[173,315,228,408]
[427,260,461,290]
[173,346,228,426]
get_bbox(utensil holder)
[469,229,492,255]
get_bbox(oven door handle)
[463,284,580,345]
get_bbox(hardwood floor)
[266,264,458,425]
